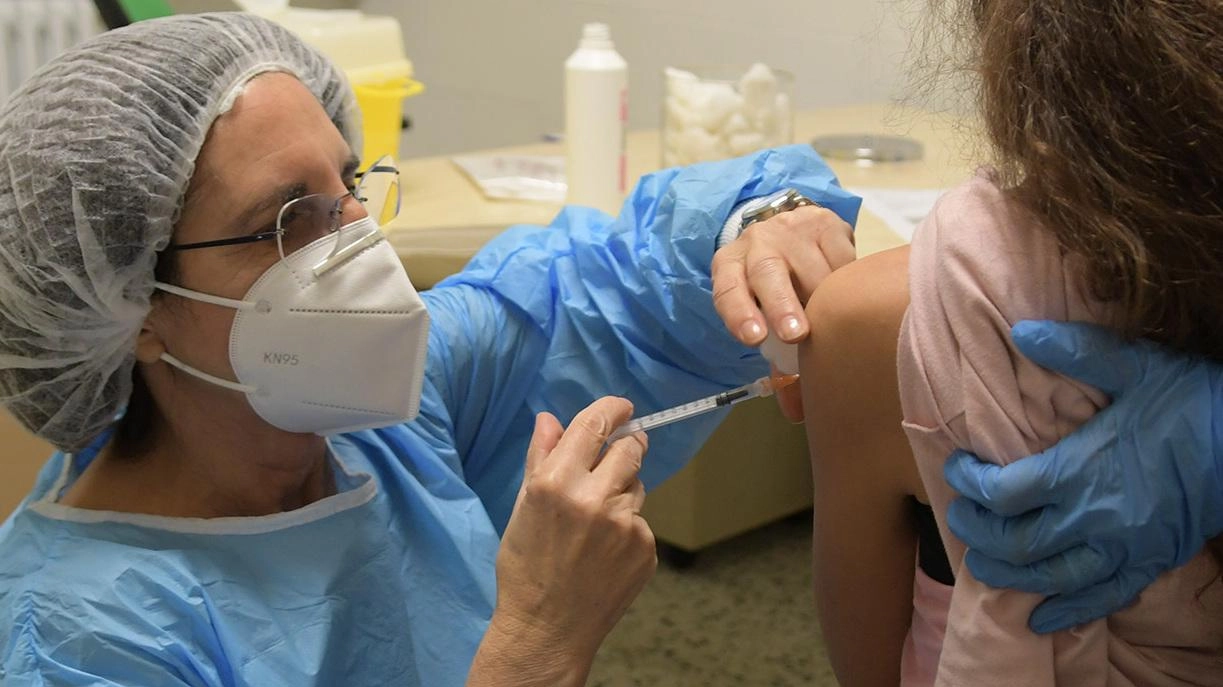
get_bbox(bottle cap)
[580,22,614,48]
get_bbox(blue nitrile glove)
[943,320,1223,634]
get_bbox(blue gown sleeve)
[415,145,859,531]
[4,611,202,687]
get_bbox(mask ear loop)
[150,282,261,394]
[153,281,258,311]
[160,353,258,394]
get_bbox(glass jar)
[661,64,794,167]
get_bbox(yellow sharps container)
[263,7,424,165]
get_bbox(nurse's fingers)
[744,241,818,344]
[712,206,855,347]
[773,206,853,308]
[525,411,564,474]
[627,478,646,512]
[552,396,635,473]
[944,449,1059,517]
[608,478,647,515]
[712,242,767,346]
[814,210,856,274]
[1028,565,1156,634]
[594,432,648,495]
[948,498,1079,566]
[963,544,1115,596]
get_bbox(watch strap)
[718,198,757,249]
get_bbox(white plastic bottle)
[564,23,627,214]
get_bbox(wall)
[168,0,356,11]
[0,412,53,520]
[359,0,928,157]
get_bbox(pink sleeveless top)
[897,174,1223,686]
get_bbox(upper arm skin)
[800,245,926,687]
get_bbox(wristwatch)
[717,187,820,248]
[739,188,817,230]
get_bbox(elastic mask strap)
[161,353,258,395]
[153,281,259,394]
[154,281,258,311]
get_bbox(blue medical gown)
[0,146,858,686]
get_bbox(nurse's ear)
[134,299,169,365]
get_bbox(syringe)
[607,373,800,443]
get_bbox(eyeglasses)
[167,155,401,256]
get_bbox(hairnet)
[0,12,361,450]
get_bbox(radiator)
[0,0,104,104]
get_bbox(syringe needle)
[607,373,800,442]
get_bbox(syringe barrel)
[606,374,797,442]
[607,420,644,443]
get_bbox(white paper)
[451,154,567,203]
[848,187,948,242]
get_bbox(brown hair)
[951,0,1223,572]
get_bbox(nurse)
[0,12,858,687]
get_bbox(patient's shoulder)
[911,173,1107,331]
[901,174,1116,458]
[808,244,910,342]
[918,174,1045,287]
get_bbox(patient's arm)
[801,245,927,687]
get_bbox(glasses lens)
[276,193,344,258]
[356,155,401,227]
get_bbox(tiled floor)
[589,510,840,686]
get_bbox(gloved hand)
[943,320,1223,634]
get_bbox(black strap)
[911,497,955,586]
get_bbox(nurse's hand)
[712,204,855,348]
[471,397,653,687]
[945,320,1223,634]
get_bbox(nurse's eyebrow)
[226,156,358,234]
[228,182,307,235]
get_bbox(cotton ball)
[665,67,699,86]
[723,112,750,136]
[750,105,778,137]
[665,67,700,106]
[697,82,742,132]
[738,62,777,110]
[674,126,722,163]
[773,92,793,144]
[671,69,714,113]
[729,132,766,156]
[665,63,790,163]
[665,96,699,132]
